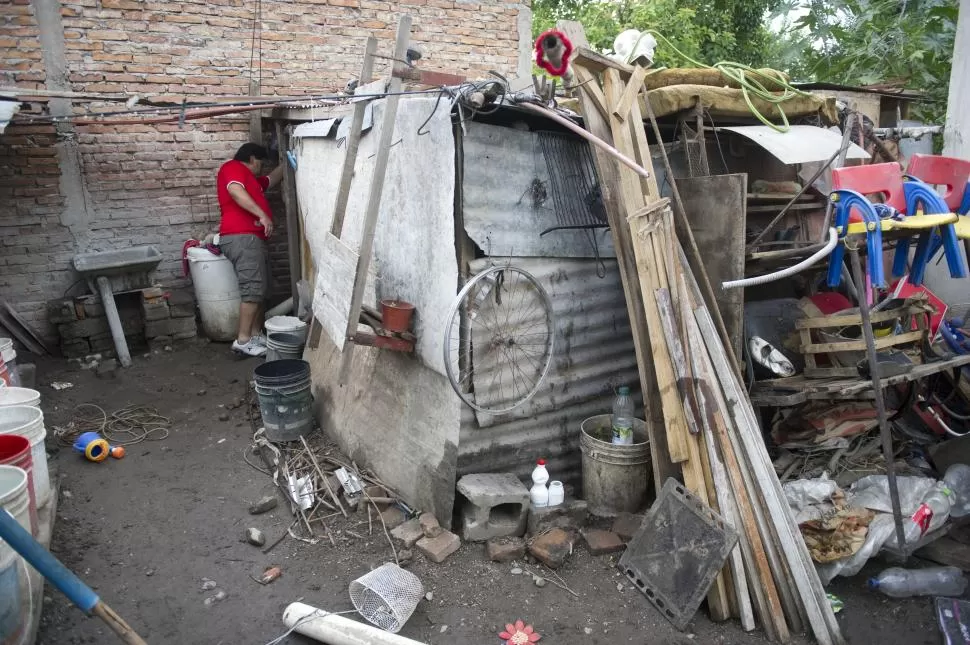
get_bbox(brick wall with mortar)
[0,0,531,341]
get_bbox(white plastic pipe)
[722,227,839,290]
[281,602,430,645]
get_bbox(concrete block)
[96,358,119,379]
[58,317,109,340]
[145,316,196,339]
[167,289,195,306]
[527,499,589,536]
[611,512,643,542]
[417,530,460,563]
[379,506,407,530]
[419,512,443,538]
[581,528,626,556]
[169,303,196,319]
[171,330,197,341]
[456,473,529,542]
[61,338,90,358]
[76,296,105,319]
[142,301,170,322]
[47,300,78,325]
[486,536,525,563]
[141,287,165,300]
[528,527,576,569]
[89,335,115,353]
[390,518,424,548]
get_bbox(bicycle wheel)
[443,265,555,415]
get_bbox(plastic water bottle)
[904,482,953,543]
[612,386,635,445]
[530,459,549,507]
[944,464,970,518]
[868,566,968,598]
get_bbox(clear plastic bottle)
[904,482,953,543]
[868,566,968,598]
[944,464,970,518]
[530,458,549,507]
[612,386,635,445]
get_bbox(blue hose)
[0,509,99,613]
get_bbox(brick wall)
[0,0,529,340]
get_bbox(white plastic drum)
[0,406,50,508]
[187,245,241,343]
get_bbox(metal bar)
[818,114,857,242]
[847,245,907,551]
[276,121,302,309]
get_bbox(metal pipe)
[96,276,131,368]
[515,102,651,179]
[818,114,857,243]
[848,245,906,551]
[282,602,430,645]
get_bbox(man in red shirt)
[216,143,284,356]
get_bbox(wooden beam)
[275,121,302,307]
[612,65,648,122]
[249,78,261,143]
[338,18,412,384]
[330,36,377,239]
[572,66,609,122]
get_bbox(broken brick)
[528,528,576,569]
[417,530,460,563]
[486,536,526,563]
[581,529,626,556]
[611,512,644,542]
[390,518,424,548]
[419,512,443,539]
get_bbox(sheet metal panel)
[457,257,640,487]
[722,125,869,165]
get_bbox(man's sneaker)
[232,338,266,357]
[251,333,268,347]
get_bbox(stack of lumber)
[556,20,844,645]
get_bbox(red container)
[380,299,415,333]
[0,434,37,535]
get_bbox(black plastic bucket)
[253,359,314,442]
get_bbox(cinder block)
[47,300,77,325]
[456,473,529,542]
[527,499,589,536]
[171,329,197,340]
[61,338,90,358]
[58,317,109,340]
[76,295,104,319]
[142,301,170,322]
[167,289,195,306]
[145,316,195,339]
[169,303,195,319]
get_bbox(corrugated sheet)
[456,257,640,487]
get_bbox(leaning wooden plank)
[695,306,844,645]
[330,36,377,238]
[612,65,649,122]
[338,20,411,383]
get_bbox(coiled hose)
[722,227,838,290]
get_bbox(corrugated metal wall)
[456,257,640,488]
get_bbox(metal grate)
[536,131,610,236]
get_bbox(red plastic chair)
[831,163,907,215]
[906,153,970,211]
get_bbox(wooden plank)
[275,121,302,305]
[696,305,844,645]
[560,20,676,490]
[800,330,924,353]
[572,66,609,122]
[338,20,411,383]
[796,305,930,329]
[329,36,377,238]
[679,175,747,357]
[612,65,648,122]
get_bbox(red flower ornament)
[499,620,541,644]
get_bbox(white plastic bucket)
[187,245,241,343]
[0,407,49,508]
[0,389,40,410]
[265,316,308,344]
[0,465,30,643]
[0,340,18,389]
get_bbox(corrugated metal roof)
[457,257,640,488]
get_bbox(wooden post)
[275,121,302,308]
[945,0,970,159]
[249,78,262,144]
[330,36,378,238]
[338,18,411,383]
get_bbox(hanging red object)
[534,30,573,77]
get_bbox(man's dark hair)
[233,143,269,162]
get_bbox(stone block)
[527,499,589,536]
[416,530,460,563]
[379,506,407,530]
[77,296,104,319]
[456,473,529,542]
[419,512,443,539]
[61,338,90,358]
[528,528,576,569]
[390,518,424,548]
[169,303,196,319]
[167,289,195,306]
[145,316,196,339]
[47,300,78,325]
[612,512,644,542]
[142,301,170,322]
[486,536,525,563]
[141,287,165,301]
[581,529,626,556]
[59,317,109,340]
[89,334,115,353]
[172,329,197,340]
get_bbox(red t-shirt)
[217,159,273,239]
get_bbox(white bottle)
[531,458,550,507]
[548,480,564,506]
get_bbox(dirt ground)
[29,342,947,645]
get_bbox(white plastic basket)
[348,563,424,633]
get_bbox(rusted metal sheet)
[456,257,640,487]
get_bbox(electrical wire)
[645,31,810,132]
[54,404,171,447]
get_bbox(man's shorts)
[219,234,271,303]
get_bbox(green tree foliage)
[532,0,778,67]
